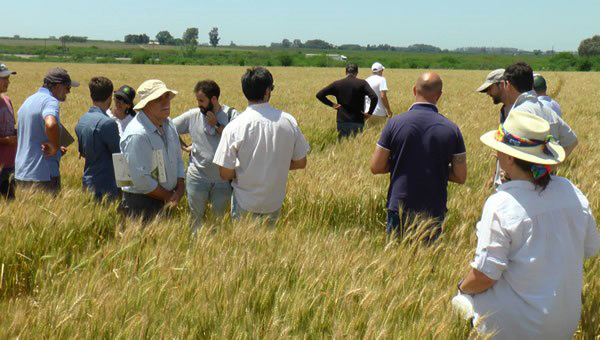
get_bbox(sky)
[3,0,599,51]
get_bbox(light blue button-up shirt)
[120,111,185,194]
[15,87,62,181]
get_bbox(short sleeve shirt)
[213,103,309,213]
[0,95,17,168]
[365,75,389,117]
[377,103,465,218]
[15,87,62,181]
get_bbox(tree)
[124,34,149,44]
[578,35,600,56]
[208,27,220,47]
[292,39,303,48]
[182,27,199,45]
[281,39,291,48]
[156,30,175,45]
[304,39,334,49]
[533,49,543,56]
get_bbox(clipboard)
[59,123,75,148]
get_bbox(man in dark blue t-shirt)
[370,72,467,242]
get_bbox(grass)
[0,62,598,338]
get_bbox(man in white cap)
[365,62,393,127]
[0,64,17,199]
[15,67,79,193]
[119,80,185,221]
[476,68,506,123]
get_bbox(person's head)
[241,67,274,103]
[43,67,80,102]
[371,62,384,75]
[113,85,136,120]
[89,77,113,109]
[533,74,547,96]
[413,72,443,104]
[0,64,16,94]
[477,69,504,105]
[194,80,220,114]
[134,80,178,122]
[345,63,358,76]
[503,62,534,94]
[480,111,565,190]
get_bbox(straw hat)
[480,111,564,165]
[134,80,177,111]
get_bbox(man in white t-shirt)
[365,62,393,127]
[213,67,309,226]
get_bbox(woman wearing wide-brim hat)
[454,111,600,338]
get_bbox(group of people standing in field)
[0,60,598,338]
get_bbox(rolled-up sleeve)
[213,126,238,169]
[555,116,577,148]
[121,134,158,193]
[470,200,510,280]
[584,209,600,259]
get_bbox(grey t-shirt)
[173,105,238,182]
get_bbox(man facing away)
[119,80,185,222]
[0,64,17,200]
[365,62,394,127]
[316,63,378,140]
[370,72,467,242]
[533,74,563,117]
[213,67,309,226]
[15,67,79,193]
[173,80,238,230]
[75,77,121,201]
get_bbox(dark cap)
[114,85,136,105]
[43,67,80,87]
[533,74,547,91]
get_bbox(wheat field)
[0,62,598,338]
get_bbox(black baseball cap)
[43,67,80,87]
[114,85,136,105]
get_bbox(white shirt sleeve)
[292,125,310,161]
[213,124,239,169]
[380,77,388,92]
[584,208,600,259]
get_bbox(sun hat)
[114,85,136,106]
[371,62,385,72]
[0,64,16,77]
[480,111,564,165]
[43,67,80,87]
[476,68,505,92]
[133,80,177,111]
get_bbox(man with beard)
[477,69,506,123]
[173,80,238,231]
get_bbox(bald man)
[370,72,467,242]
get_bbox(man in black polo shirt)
[370,72,467,242]
[316,63,378,140]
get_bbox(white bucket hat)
[134,80,178,111]
[480,111,565,165]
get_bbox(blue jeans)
[386,210,443,243]
[231,194,280,228]
[186,173,232,230]
[337,122,364,140]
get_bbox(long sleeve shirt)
[316,76,378,124]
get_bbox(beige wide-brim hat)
[134,79,178,111]
[480,111,565,165]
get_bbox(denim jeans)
[187,172,232,230]
[121,191,165,223]
[386,209,443,243]
[231,194,280,228]
[336,122,364,140]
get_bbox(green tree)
[156,31,175,45]
[182,27,199,45]
[282,39,291,48]
[578,35,600,56]
[209,27,220,47]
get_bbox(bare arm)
[290,157,307,170]
[146,183,176,202]
[43,115,60,156]
[459,268,496,295]
[219,166,236,180]
[380,91,393,117]
[370,145,390,174]
[449,153,467,184]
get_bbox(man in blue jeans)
[173,80,238,231]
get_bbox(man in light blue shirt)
[75,77,120,201]
[120,79,185,221]
[15,67,79,192]
[173,80,237,230]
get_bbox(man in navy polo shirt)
[370,72,467,242]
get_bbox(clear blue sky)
[4,0,599,51]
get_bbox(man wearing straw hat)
[454,111,599,338]
[119,80,185,221]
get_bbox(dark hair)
[513,157,551,190]
[194,79,220,100]
[503,62,534,93]
[241,67,273,101]
[89,77,113,102]
[345,63,358,74]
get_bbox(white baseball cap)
[371,62,385,72]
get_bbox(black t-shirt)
[377,103,466,218]
[316,76,378,123]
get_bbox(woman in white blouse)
[455,111,600,339]
[106,85,136,136]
